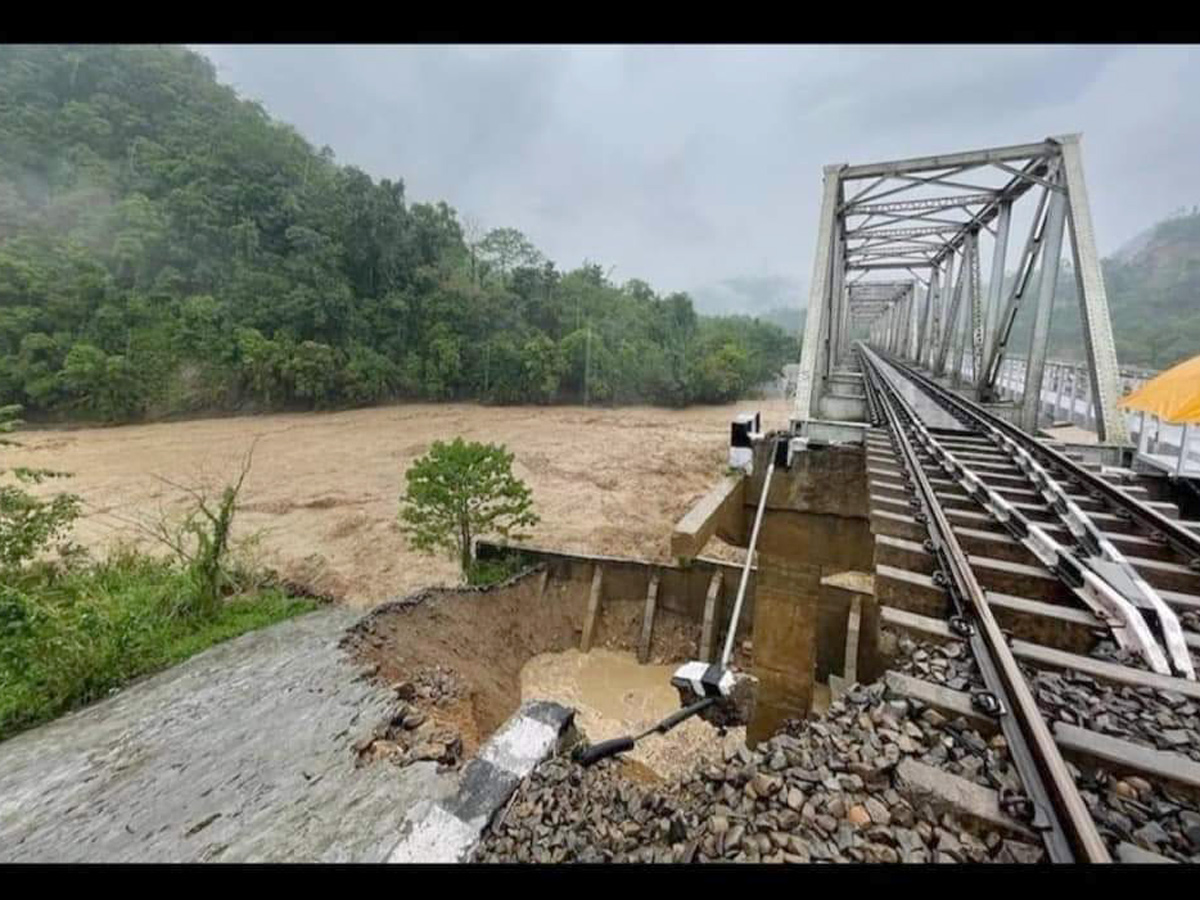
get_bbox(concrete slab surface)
[0,608,455,862]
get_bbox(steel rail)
[859,343,1111,863]
[868,354,1176,676]
[878,350,1200,678]
[885,352,1200,562]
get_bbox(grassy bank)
[0,552,317,742]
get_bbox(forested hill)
[0,46,795,422]
[995,208,1200,373]
[1102,210,1200,369]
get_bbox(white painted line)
[478,714,559,779]
[387,800,479,863]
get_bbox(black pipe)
[572,697,717,767]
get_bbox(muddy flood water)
[11,398,791,606]
[520,648,742,781]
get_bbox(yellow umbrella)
[1119,353,1200,425]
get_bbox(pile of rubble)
[890,632,1200,860]
[1073,762,1200,861]
[475,680,1044,864]
[395,665,465,708]
[886,635,1021,793]
[891,634,984,693]
[352,665,468,771]
[1024,665,1199,762]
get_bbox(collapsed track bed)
[476,665,1046,864]
[340,568,704,770]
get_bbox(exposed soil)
[341,571,590,752]
[341,568,725,771]
[9,399,790,607]
[591,597,701,664]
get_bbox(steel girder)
[792,135,1128,444]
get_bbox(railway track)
[858,342,1200,863]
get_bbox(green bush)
[466,552,530,587]
[0,415,314,743]
[0,553,316,741]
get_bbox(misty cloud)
[195,44,1200,307]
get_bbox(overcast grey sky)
[196,44,1200,299]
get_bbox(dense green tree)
[398,438,538,579]
[59,342,142,420]
[0,404,79,571]
[0,44,796,421]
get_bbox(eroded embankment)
[340,568,708,772]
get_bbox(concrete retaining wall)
[475,541,758,640]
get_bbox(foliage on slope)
[0,46,795,422]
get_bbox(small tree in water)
[399,438,538,580]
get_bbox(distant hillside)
[1033,209,1200,370]
[967,209,1200,372]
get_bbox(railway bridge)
[760,135,1200,862]
[472,135,1200,863]
[501,136,1200,863]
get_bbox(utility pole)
[584,321,591,407]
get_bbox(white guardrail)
[962,356,1197,477]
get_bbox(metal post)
[918,266,940,368]
[967,229,985,387]
[1019,176,1068,434]
[928,253,952,370]
[980,185,1051,400]
[981,199,1012,380]
[1136,410,1149,455]
[1057,134,1129,444]
[951,287,970,387]
[1053,364,1067,421]
[934,250,965,377]
[828,227,847,374]
[1178,425,1192,476]
[837,264,852,367]
[1066,364,1080,427]
[891,302,902,355]
[795,165,844,421]
[906,285,920,361]
[721,457,776,669]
